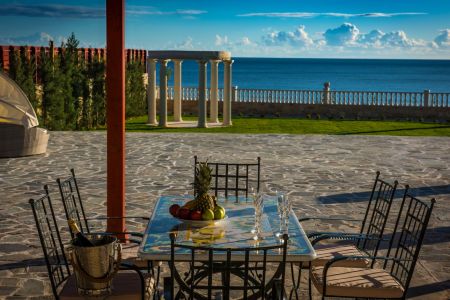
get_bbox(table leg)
[289,262,302,300]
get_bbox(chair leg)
[308,270,313,300]
[289,262,300,300]
[163,277,173,300]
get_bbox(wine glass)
[275,191,286,238]
[281,193,292,235]
[251,190,264,240]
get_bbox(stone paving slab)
[0,132,449,299]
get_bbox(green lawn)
[125,116,450,136]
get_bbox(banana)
[182,199,197,209]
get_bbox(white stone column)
[209,60,219,123]
[159,59,169,127]
[173,59,183,122]
[197,60,208,128]
[146,59,157,125]
[223,60,233,126]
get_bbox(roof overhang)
[147,50,231,61]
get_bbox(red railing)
[0,44,147,73]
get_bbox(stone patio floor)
[0,132,449,299]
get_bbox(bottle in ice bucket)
[68,219,94,247]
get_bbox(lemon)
[214,206,226,220]
[202,209,215,221]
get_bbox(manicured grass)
[125,116,450,136]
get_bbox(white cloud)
[232,23,446,58]
[0,32,66,46]
[174,37,195,50]
[175,10,207,16]
[240,37,252,46]
[126,6,207,16]
[215,35,230,47]
[262,26,313,47]
[358,29,385,46]
[213,35,257,51]
[238,12,426,18]
[434,29,450,48]
[357,29,426,48]
[379,31,422,47]
[323,23,359,46]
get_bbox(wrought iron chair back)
[29,186,71,299]
[168,233,288,300]
[56,168,89,238]
[194,156,261,199]
[357,171,398,258]
[385,187,435,292]
[316,189,435,299]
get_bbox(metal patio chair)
[56,168,160,279]
[309,186,435,299]
[300,171,399,268]
[164,233,289,300]
[194,156,261,199]
[56,168,148,241]
[29,185,150,300]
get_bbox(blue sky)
[0,0,449,58]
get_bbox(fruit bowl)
[174,215,228,226]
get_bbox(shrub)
[126,61,146,118]
[40,52,66,130]
[89,57,106,128]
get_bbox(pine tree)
[60,41,75,129]
[9,49,38,115]
[20,50,38,113]
[79,59,91,129]
[40,44,65,130]
[90,56,106,127]
[64,32,86,129]
[9,50,25,85]
[126,61,146,118]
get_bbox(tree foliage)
[4,33,145,131]
[126,61,146,118]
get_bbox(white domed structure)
[0,71,49,157]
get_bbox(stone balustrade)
[158,86,449,108]
[153,85,449,121]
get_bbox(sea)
[162,58,450,93]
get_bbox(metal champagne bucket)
[70,234,121,296]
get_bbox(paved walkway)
[0,132,449,299]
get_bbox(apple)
[169,204,180,217]
[178,208,191,219]
[190,210,202,220]
[202,209,215,221]
[214,206,226,220]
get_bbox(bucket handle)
[69,242,122,283]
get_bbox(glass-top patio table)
[138,195,316,262]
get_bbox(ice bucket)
[70,234,121,296]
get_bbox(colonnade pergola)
[146,51,233,128]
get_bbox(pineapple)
[183,161,216,211]
[193,162,215,211]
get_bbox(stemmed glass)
[250,187,264,240]
[275,191,286,238]
[281,193,292,236]
[275,191,291,239]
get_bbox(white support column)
[159,59,169,127]
[223,60,233,126]
[197,60,208,128]
[173,59,183,122]
[209,60,219,123]
[146,59,157,125]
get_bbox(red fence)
[0,44,147,73]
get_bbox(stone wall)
[159,99,450,121]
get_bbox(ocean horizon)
[161,57,450,93]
